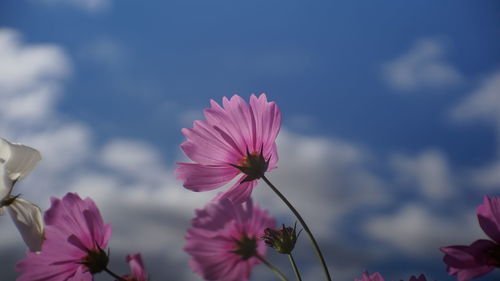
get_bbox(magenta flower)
[121,253,148,281]
[355,271,385,281]
[440,196,500,281]
[16,192,112,281]
[355,271,427,281]
[175,94,281,203]
[185,198,276,281]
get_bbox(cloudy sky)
[1,1,500,280]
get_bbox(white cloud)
[383,39,462,92]
[0,29,69,95]
[449,70,500,190]
[364,204,483,256]
[470,162,500,190]
[450,71,500,123]
[390,149,454,200]
[253,130,388,239]
[38,0,111,13]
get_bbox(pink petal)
[181,120,242,165]
[477,196,500,243]
[125,253,148,281]
[440,240,496,281]
[355,271,385,281]
[175,163,239,191]
[213,177,257,203]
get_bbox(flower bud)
[262,222,301,254]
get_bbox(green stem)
[104,267,127,281]
[262,175,332,281]
[256,255,289,281]
[288,253,303,281]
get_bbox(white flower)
[0,137,43,252]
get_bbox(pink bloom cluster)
[185,198,275,281]
[441,196,500,281]
[356,271,427,281]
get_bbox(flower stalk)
[288,253,303,281]
[104,267,128,281]
[256,255,289,281]
[262,175,332,281]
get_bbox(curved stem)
[288,253,303,281]
[104,267,127,281]
[262,175,332,281]
[256,255,289,281]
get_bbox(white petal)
[0,165,10,200]
[0,137,42,182]
[7,197,44,252]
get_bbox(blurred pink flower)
[175,94,281,203]
[185,198,275,281]
[16,193,112,281]
[440,196,500,281]
[121,253,148,281]
[355,271,427,281]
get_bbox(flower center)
[485,244,500,267]
[0,194,19,207]
[231,148,269,183]
[79,248,109,274]
[232,235,258,260]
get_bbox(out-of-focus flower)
[16,193,112,281]
[121,253,148,281]
[0,137,43,252]
[175,94,281,203]
[355,271,427,281]
[441,196,500,281]
[185,198,275,281]
[262,222,301,254]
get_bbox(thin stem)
[256,255,289,281]
[104,267,127,281]
[288,253,303,281]
[262,175,332,281]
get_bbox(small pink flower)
[441,196,500,281]
[175,94,281,203]
[355,271,385,281]
[185,198,276,281]
[121,253,148,281]
[16,192,112,281]
[355,271,427,281]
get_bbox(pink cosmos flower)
[16,192,112,281]
[175,94,281,203]
[121,253,148,281]
[440,196,500,281]
[185,198,276,281]
[355,271,427,281]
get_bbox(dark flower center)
[232,235,258,260]
[485,244,500,267]
[0,194,19,207]
[231,148,269,183]
[79,248,109,274]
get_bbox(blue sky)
[1,0,500,280]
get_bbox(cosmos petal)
[7,198,44,252]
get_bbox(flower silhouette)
[176,94,281,203]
